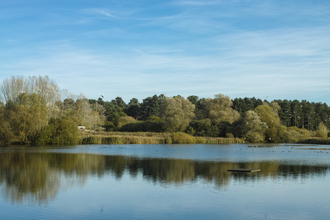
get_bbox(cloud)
[93,9,118,18]
[175,0,220,6]
[80,8,120,20]
[1,0,330,104]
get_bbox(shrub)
[171,132,196,144]
[35,117,81,145]
[117,116,137,128]
[119,121,165,132]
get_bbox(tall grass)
[299,138,330,145]
[81,136,166,145]
[80,131,245,145]
[204,137,245,144]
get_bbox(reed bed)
[80,131,245,145]
[204,137,245,144]
[298,138,330,145]
[81,136,166,145]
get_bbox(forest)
[0,75,329,145]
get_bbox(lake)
[0,144,329,219]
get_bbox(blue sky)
[1,0,330,104]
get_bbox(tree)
[114,97,126,109]
[315,122,328,138]
[241,110,268,143]
[35,117,80,145]
[255,103,281,142]
[187,95,199,106]
[125,98,140,119]
[139,95,161,120]
[0,75,70,120]
[277,99,291,127]
[291,100,302,128]
[2,93,48,144]
[202,94,240,123]
[162,96,195,132]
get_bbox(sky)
[1,0,330,104]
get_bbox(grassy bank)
[80,131,245,145]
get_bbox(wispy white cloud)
[1,0,330,104]
[1,36,329,103]
[80,8,120,19]
[175,0,221,6]
[92,9,118,19]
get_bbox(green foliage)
[189,119,213,136]
[0,93,48,144]
[199,94,240,123]
[35,117,80,145]
[103,121,116,131]
[117,116,138,128]
[255,103,282,142]
[240,110,268,143]
[232,97,263,114]
[119,121,165,132]
[162,96,195,132]
[195,136,206,144]
[189,119,231,137]
[125,98,140,118]
[187,95,199,106]
[165,137,172,144]
[148,115,162,122]
[171,132,197,144]
[185,126,196,135]
[315,122,328,138]
[139,95,162,120]
[280,126,308,143]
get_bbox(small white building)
[78,126,86,131]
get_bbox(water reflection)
[0,152,329,204]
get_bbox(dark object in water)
[227,169,261,172]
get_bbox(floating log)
[227,169,261,172]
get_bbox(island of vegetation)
[0,75,329,146]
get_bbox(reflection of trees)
[0,152,329,204]
[0,153,105,204]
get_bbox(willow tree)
[315,122,328,138]
[1,93,48,144]
[241,110,268,143]
[162,96,195,132]
[255,103,284,142]
[199,94,240,123]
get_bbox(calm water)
[0,144,330,219]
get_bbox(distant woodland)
[0,76,329,145]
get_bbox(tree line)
[0,75,329,145]
[0,76,105,145]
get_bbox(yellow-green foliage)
[171,132,197,144]
[202,94,240,123]
[165,137,172,144]
[36,117,81,145]
[204,137,244,144]
[241,110,268,143]
[148,115,162,122]
[81,131,242,145]
[117,116,138,127]
[255,103,283,142]
[315,122,328,139]
[81,136,165,145]
[281,126,311,143]
[162,96,195,132]
[195,137,206,144]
